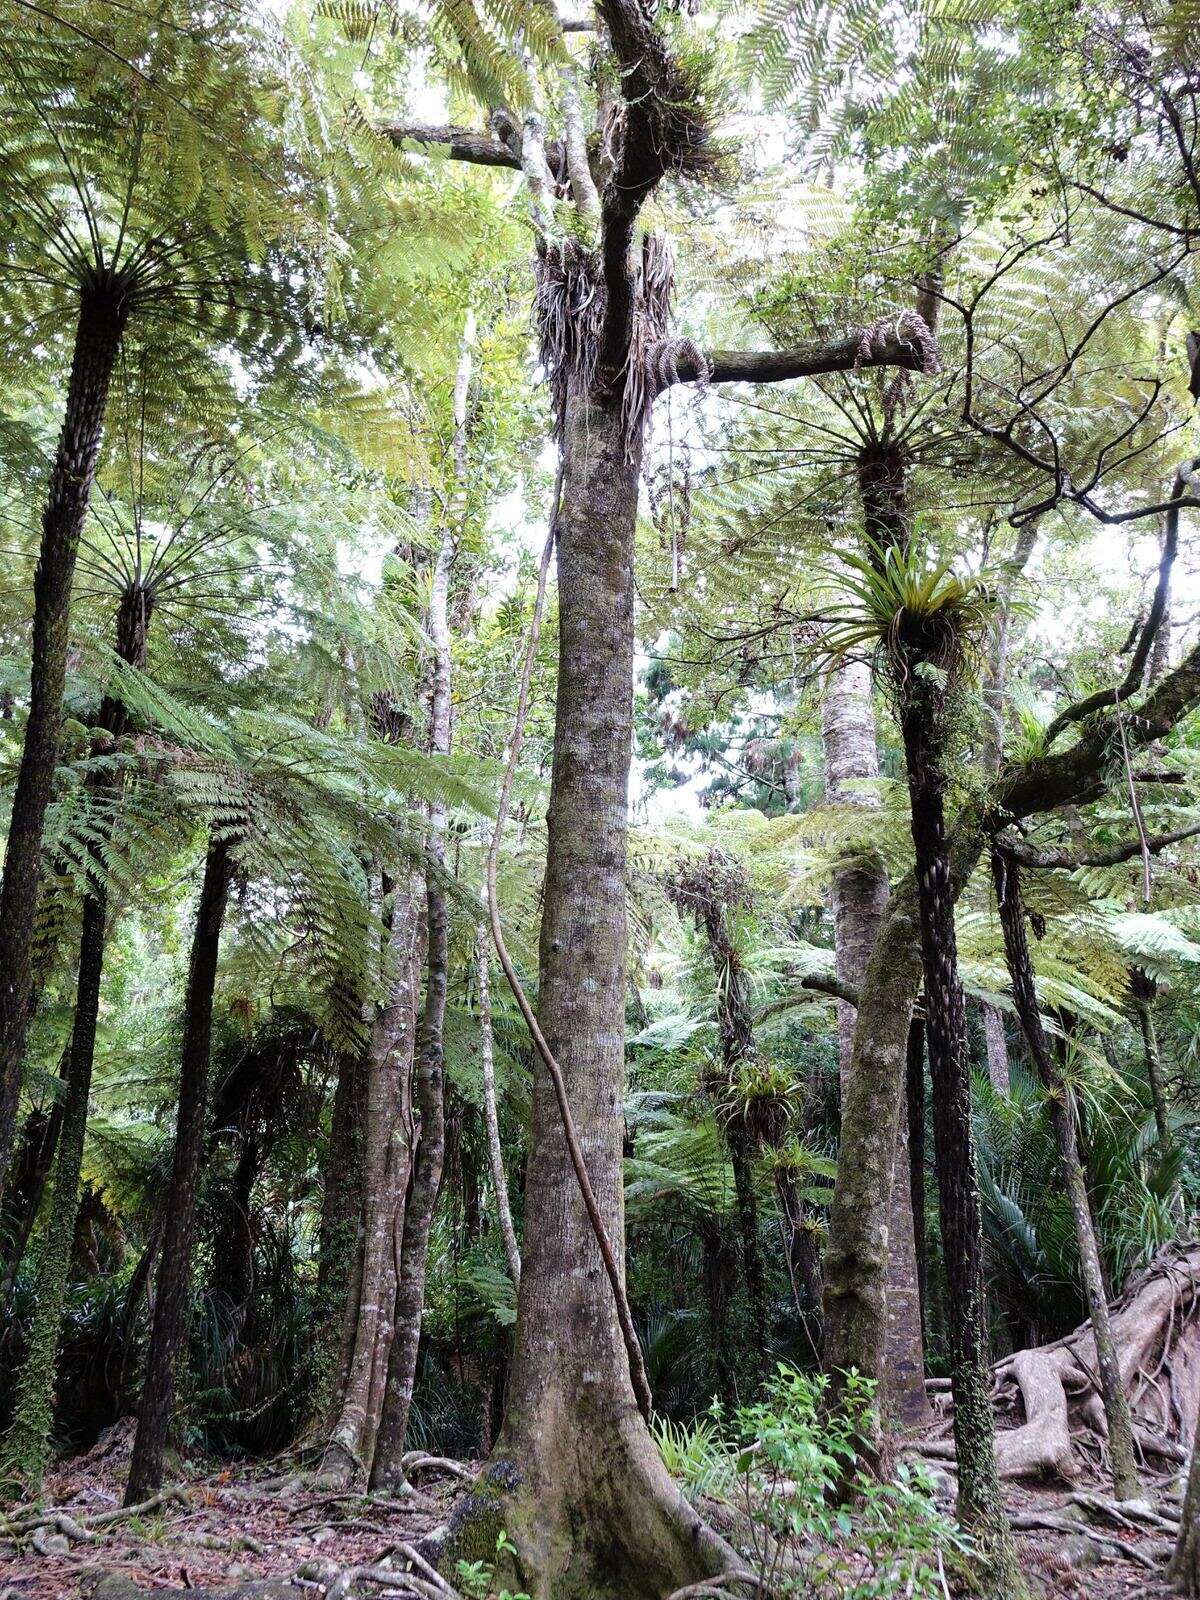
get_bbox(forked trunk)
[0,274,132,1190]
[992,848,1141,1500]
[898,680,1015,1576]
[445,391,733,1599]
[126,829,234,1503]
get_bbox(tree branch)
[754,975,860,1026]
[382,123,523,169]
[997,635,1200,819]
[664,331,933,389]
[1042,460,1197,748]
[996,821,1200,870]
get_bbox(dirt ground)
[0,1432,1188,1599]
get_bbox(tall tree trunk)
[370,515,455,1490]
[477,919,521,1287]
[992,848,1141,1500]
[821,657,888,1093]
[449,391,733,1600]
[3,584,152,1489]
[0,276,132,1190]
[820,655,930,1427]
[125,830,234,1504]
[898,679,1015,1577]
[1171,1401,1200,1593]
[319,876,420,1482]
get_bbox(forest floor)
[0,1427,1186,1600]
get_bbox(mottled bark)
[820,654,930,1427]
[899,678,1014,1573]
[821,657,888,1090]
[0,276,132,1190]
[306,1039,367,1431]
[992,848,1140,1500]
[126,830,235,1503]
[370,512,455,1489]
[478,920,521,1287]
[456,391,733,1600]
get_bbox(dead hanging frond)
[618,232,676,449]
[855,310,941,377]
[534,237,607,439]
[536,230,703,457]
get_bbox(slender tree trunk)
[478,919,521,1287]
[992,848,1141,1500]
[1172,1402,1200,1593]
[905,1017,927,1330]
[726,1122,768,1376]
[820,655,930,1427]
[125,830,234,1504]
[898,680,1015,1575]
[319,876,419,1482]
[821,657,889,1093]
[0,276,132,1191]
[370,518,455,1489]
[450,391,732,1600]
[306,1040,367,1433]
[1130,969,1172,1149]
[3,586,152,1488]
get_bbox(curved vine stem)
[484,461,653,1424]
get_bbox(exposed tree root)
[924,1242,1200,1487]
[0,1484,189,1544]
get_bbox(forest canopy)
[0,1,1199,1598]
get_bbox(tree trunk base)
[925,1243,1200,1487]
[430,1409,740,1600]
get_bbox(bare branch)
[382,123,523,170]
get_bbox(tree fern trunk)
[3,584,151,1489]
[898,680,1015,1578]
[0,1097,64,1296]
[125,830,234,1504]
[992,848,1140,1500]
[0,276,131,1192]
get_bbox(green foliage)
[657,1368,969,1598]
